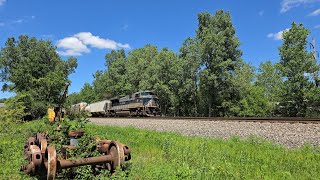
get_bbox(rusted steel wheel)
[97,140,111,154]
[28,137,36,146]
[68,130,85,137]
[23,142,30,160]
[40,139,48,154]
[47,146,57,180]
[36,133,45,143]
[108,141,125,171]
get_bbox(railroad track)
[89,116,320,124]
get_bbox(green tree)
[66,83,96,106]
[125,45,183,115]
[256,61,283,102]
[79,83,96,103]
[231,64,272,117]
[126,44,158,92]
[105,50,130,97]
[0,35,77,119]
[179,37,201,116]
[196,11,243,117]
[255,61,283,114]
[152,48,183,116]
[2,93,31,121]
[65,92,81,107]
[278,23,317,116]
[105,49,126,67]
[90,45,185,116]
[0,98,6,103]
[93,49,130,100]
[233,86,271,117]
[92,70,110,100]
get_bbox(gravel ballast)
[89,118,320,148]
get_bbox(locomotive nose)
[146,99,157,107]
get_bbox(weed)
[1,119,320,179]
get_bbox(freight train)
[70,90,161,117]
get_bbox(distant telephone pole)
[311,37,317,60]
[311,37,319,87]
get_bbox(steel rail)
[89,116,320,124]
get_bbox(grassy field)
[1,119,320,179]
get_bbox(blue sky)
[0,0,320,99]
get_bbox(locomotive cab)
[139,91,161,116]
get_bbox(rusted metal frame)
[21,146,42,174]
[97,140,111,153]
[58,155,113,169]
[22,135,131,179]
[97,140,130,156]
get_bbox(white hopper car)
[72,90,161,117]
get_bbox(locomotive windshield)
[141,92,155,96]
[143,98,159,105]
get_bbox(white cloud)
[308,8,320,16]
[0,16,35,28]
[0,0,6,6]
[12,16,35,24]
[57,32,130,56]
[281,0,320,13]
[74,32,130,49]
[267,28,290,40]
[315,24,320,28]
[57,37,90,56]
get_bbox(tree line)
[1,10,319,120]
[0,35,77,120]
[68,11,320,117]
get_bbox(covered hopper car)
[70,102,88,115]
[71,90,161,117]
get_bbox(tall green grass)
[1,119,319,179]
[87,124,320,179]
